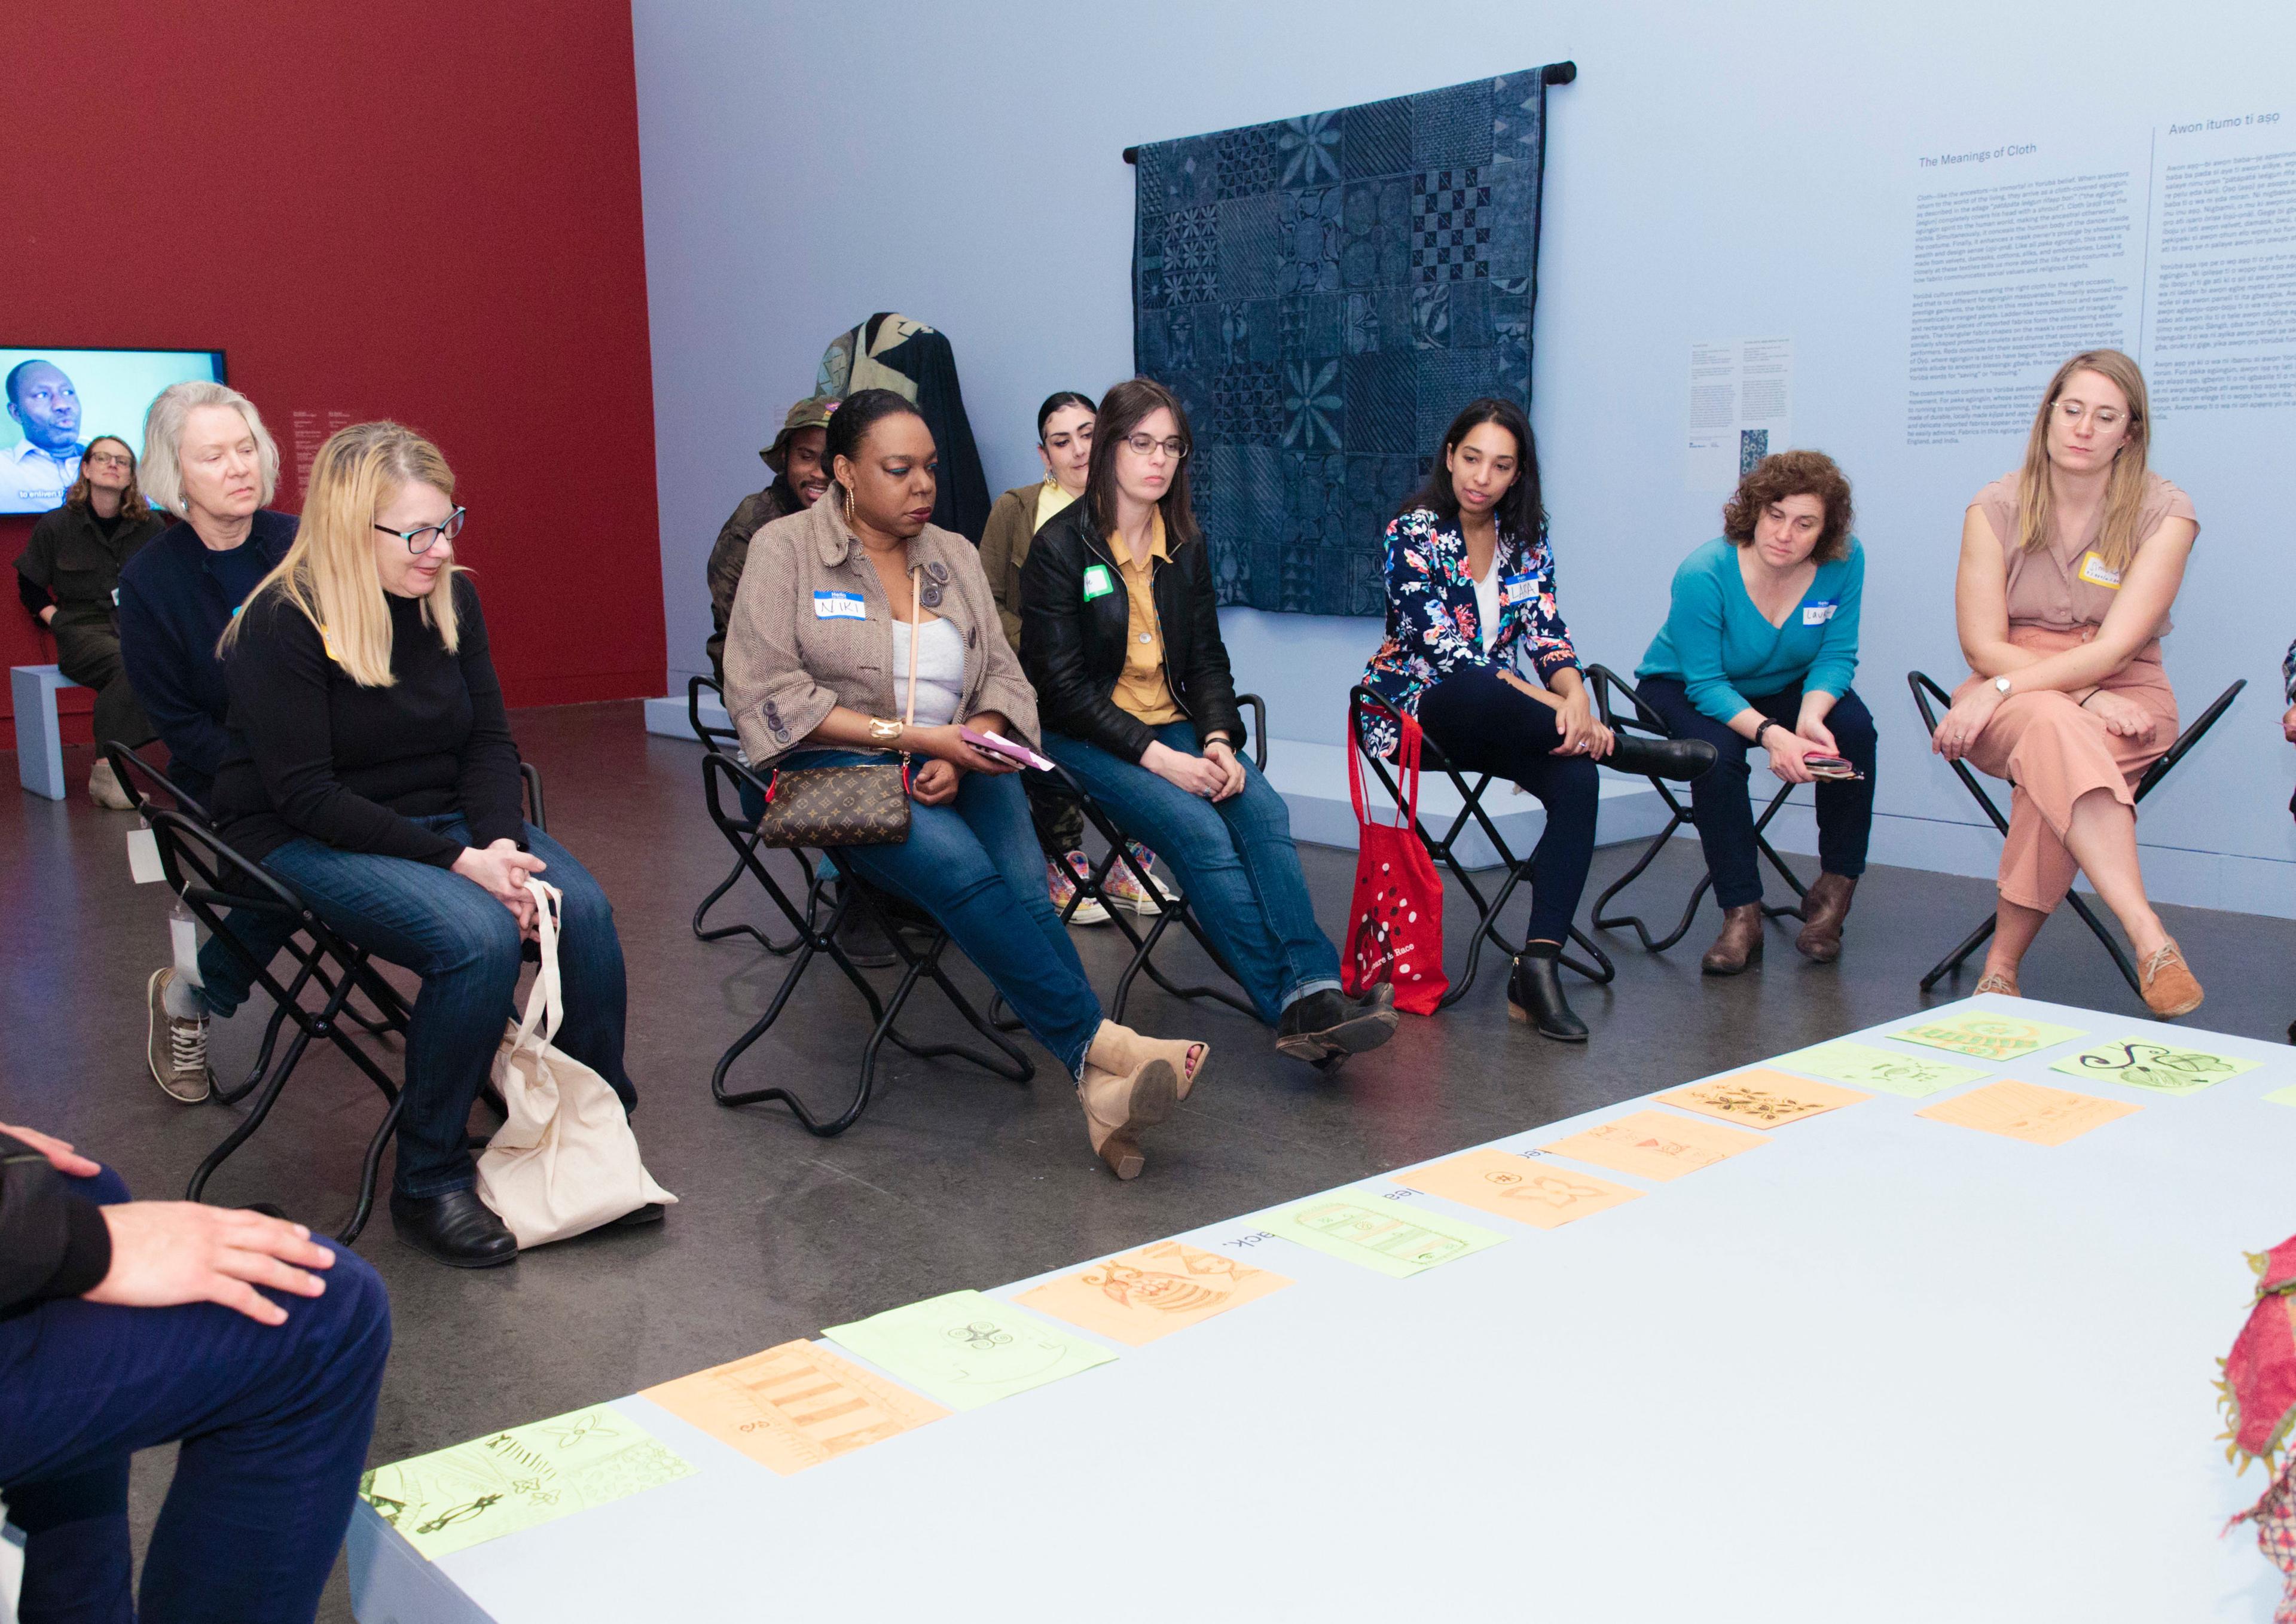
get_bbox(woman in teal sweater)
[1636,451,1875,973]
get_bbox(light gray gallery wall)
[632,0,2296,915]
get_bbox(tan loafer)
[1974,972,2020,997]
[2139,939,2203,1018]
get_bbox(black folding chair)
[144,808,415,1241]
[1347,686,1616,1008]
[1582,665,1808,953]
[703,751,1031,1138]
[1015,695,1273,1028]
[1908,670,2245,999]
[686,675,805,953]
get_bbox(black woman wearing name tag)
[1361,397,1712,1040]
[1929,349,2202,1018]
[722,389,1211,1180]
[1636,449,1876,975]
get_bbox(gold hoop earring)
[841,483,856,527]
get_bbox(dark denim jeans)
[1638,677,1877,909]
[1043,721,1341,1026]
[262,816,636,1199]
[792,750,1102,1076]
[0,1165,390,1624]
[192,906,300,1022]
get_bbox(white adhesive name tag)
[1501,571,1538,604]
[813,590,866,619]
[1802,599,1838,625]
[2077,552,2123,589]
[171,912,203,985]
[127,826,164,884]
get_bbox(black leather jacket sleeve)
[0,1132,114,1316]
[1170,544,1245,753]
[1019,508,1159,762]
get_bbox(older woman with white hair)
[118,382,302,1107]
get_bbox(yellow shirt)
[1106,511,1183,725]
[1034,477,1078,533]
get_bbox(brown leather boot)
[1793,873,1857,963]
[1701,903,1764,975]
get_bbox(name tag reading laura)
[2077,552,2124,589]
[1801,599,1839,626]
[812,590,867,619]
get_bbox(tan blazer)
[722,496,1040,770]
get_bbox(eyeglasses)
[2055,399,2126,431]
[86,453,132,471]
[373,506,466,554]
[1120,432,1189,461]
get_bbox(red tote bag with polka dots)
[1342,712,1449,1014]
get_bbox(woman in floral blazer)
[1355,398,1710,1042]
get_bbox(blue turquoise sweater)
[1636,536,1864,722]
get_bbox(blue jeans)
[0,1165,390,1624]
[262,817,636,1199]
[1639,677,1877,909]
[1043,722,1342,1026]
[790,750,1101,1076]
[191,906,300,1022]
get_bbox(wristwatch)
[867,716,903,744]
[1753,719,1779,747]
[1992,676,2013,698]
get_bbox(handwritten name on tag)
[812,590,867,619]
[2077,552,2123,590]
[1801,599,1838,626]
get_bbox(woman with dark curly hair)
[1636,450,1874,974]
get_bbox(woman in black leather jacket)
[1020,377,1395,1070]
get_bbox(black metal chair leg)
[692,840,800,953]
[187,1026,316,1207]
[1920,912,1998,991]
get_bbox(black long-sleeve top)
[210,574,524,867]
[0,1132,113,1318]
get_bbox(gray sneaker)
[146,968,213,1103]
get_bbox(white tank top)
[1471,560,1504,654]
[891,617,965,727]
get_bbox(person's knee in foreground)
[1930,348,2200,1016]
[979,389,1126,927]
[1021,376,1393,1070]
[118,383,304,1106]
[0,1121,389,1624]
[1358,397,1712,1040]
[723,389,1210,1179]
[1637,448,1876,975]
[207,421,660,1265]
[13,433,169,810]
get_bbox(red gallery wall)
[3,1,663,738]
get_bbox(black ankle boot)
[390,1188,518,1269]
[1609,734,1718,782]
[1507,950,1587,1042]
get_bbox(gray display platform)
[347,995,2291,1622]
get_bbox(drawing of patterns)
[1689,1086,1805,1123]
[1133,69,1553,613]
[1412,167,1494,282]
[1296,1200,1468,1265]
[1163,206,1220,305]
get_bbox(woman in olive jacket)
[1020,377,1394,1070]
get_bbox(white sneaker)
[145,968,213,1103]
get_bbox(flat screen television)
[1,346,227,515]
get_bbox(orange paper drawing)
[1654,1068,1870,1129]
[1018,1240,1292,1347]
[641,1339,947,1476]
[1396,1148,1644,1229]
[1537,1109,1767,1182]
[1913,1079,2141,1146]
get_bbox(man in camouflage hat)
[704,395,836,682]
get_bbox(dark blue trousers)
[0,1167,391,1623]
[1638,677,1876,909]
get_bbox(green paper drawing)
[1262,1192,1506,1278]
[1773,1039,1986,1098]
[1886,1012,2084,1063]
[823,1289,1116,1412]
[2050,1036,2262,1095]
[359,1405,695,1561]
[2263,1085,2296,1109]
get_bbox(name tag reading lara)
[1082,563,1116,602]
[1801,599,1838,627]
[2077,552,2123,590]
[1501,571,1538,605]
[813,590,867,620]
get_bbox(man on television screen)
[4,360,88,508]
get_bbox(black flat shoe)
[610,1202,665,1228]
[1275,983,1399,1067]
[390,1188,518,1269]
[831,885,897,969]
[1608,734,1718,782]
[1507,951,1587,1042]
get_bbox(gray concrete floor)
[4,700,2289,1620]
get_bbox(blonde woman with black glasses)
[209,422,657,1268]
[1930,349,2202,1015]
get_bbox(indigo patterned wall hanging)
[1131,64,1571,615]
